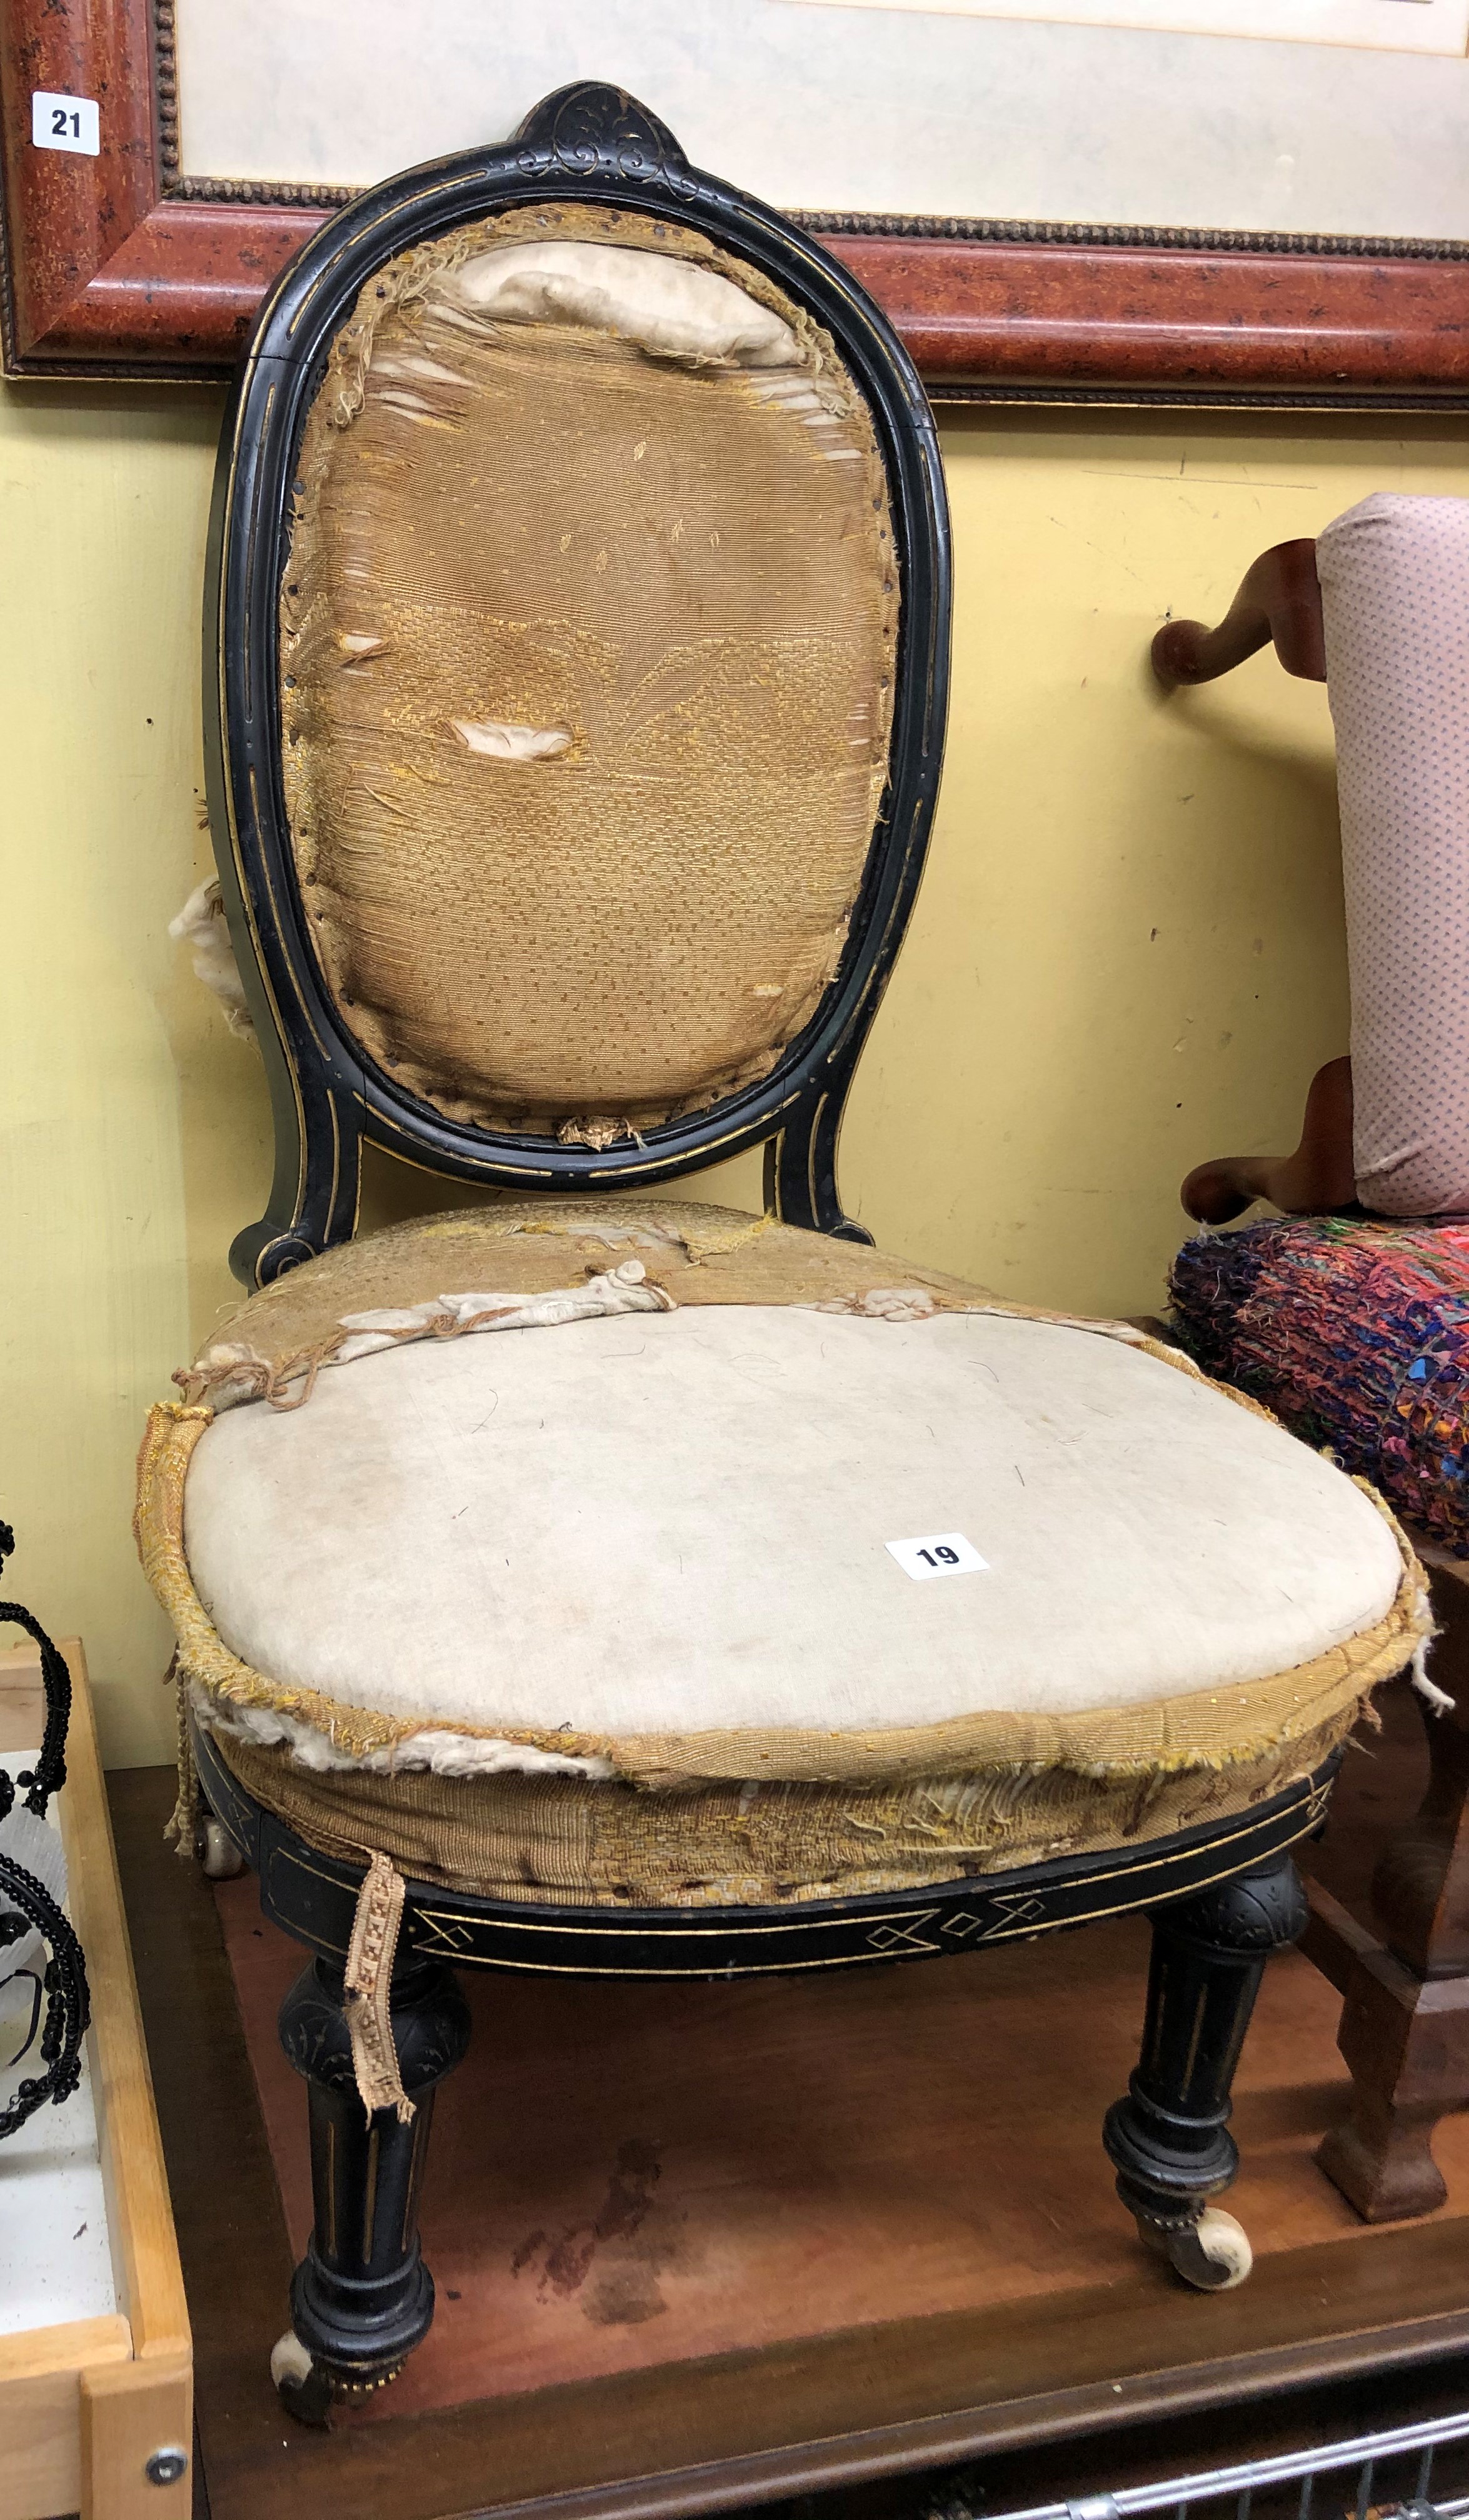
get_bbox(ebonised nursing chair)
[136,86,1423,2423]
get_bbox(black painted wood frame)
[203,80,952,1289]
[194,1713,1336,1982]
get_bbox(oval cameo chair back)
[205,82,951,1288]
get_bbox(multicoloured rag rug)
[1170,1218,1469,1555]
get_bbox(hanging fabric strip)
[343,1849,414,2123]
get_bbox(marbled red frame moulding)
[4,0,1469,400]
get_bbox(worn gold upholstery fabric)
[172,1199,1014,1410]
[203,1711,1355,1909]
[282,208,896,1144]
[136,1201,1425,1917]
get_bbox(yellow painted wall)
[3,380,1466,1763]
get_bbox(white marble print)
[791,0,1469,59]
[172,0,1469,239]
[0,1758,116,2339]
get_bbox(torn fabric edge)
[179,1257,674,1412]
[169,877,256,1042]
[184,1252,1182,1419]
[193,1682,616,1783]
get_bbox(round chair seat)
[137,1201,1421,1909]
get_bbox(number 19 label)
[32,92,100,156]
[886,1532,989,1582]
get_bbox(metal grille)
[989,2411,1469,2520]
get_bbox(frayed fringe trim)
[1412,1632,1454,1714]
[178,1259,674,1414]
[196,1686,618,1781]
[343,1851,413,2123]
[163,1652,199,1859]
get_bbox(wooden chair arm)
[1153,539,1326,689]
[1181,1055,1355,1224]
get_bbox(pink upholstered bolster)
[1318,492,1469,1218]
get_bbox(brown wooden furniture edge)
[372,2299,1469,2520]
[109,1766,1469,2520]
[5,0,1469,401]
[191,2234,1469,2520]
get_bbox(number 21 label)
[32,92,100,156]
[886,1532,989,1582]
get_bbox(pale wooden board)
[56,1641,191,2364]
[81,2353,193,2520]
[0,2317,130,2520]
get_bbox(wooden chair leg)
[1180,1054,1356,1226]
[1310,1903,1469,2221]
[1308,1556,1469,2221]
[273,1952,471,2423]
[1104,1852,1308,2289]
[1373,1564,1469,1979]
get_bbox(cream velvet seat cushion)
[137,1201,1421,1907]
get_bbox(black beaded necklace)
[0,1522,91,2138]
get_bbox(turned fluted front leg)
[274,1953,471,2419]
[1104,1852,1308,2288]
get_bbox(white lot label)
[32,92,100,155]
[886,1532,990,1582]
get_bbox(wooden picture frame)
[3,0,1469,404]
